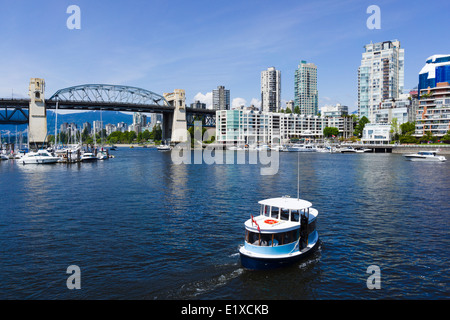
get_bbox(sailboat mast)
[55,101,58,147]
[297,150,300,200]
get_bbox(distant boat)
[340,147,357,153]
[18,150,60,164]
[157,143,171,151]
[403,151,446,162]
[287,143,317,152]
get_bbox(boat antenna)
[297,149,300,200]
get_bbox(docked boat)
[403,151,446,162]
[157,144,171,151]
[97,151,108,160]
[287,143,317,152]
[97,148,108,160]
[80,152,98,162]
[339,147,358,153]
[18,149,60,164]
[270,145,288,152]
[1,153,9,161]
[239,196,319,269]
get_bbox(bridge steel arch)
[48,84,172,111]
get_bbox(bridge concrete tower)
[28,78,48,147]
[163,89,188,143]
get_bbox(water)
[0,149,449,299]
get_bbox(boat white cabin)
[239,196,319,269]
[18,150,60,164]
[403,151,446,162]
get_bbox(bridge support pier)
[163,89,188,144]
[28,78,48,149]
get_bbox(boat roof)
[258,197,312,210]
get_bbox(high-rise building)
[418,54,450,95]
[190,100,207,109]
[261,67,281,112]
[212,86,230,110]
[358,40,404,121]
[294,61,318,115]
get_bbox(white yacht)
[239,196,319,269]
[403,151,446,162]
[18,150,60,164]
[287,143,317,152]
[157,144,172,151]
[81,152,98,162]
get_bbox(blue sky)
[1,0,449,113]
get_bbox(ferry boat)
[18,149,60,164]
[403,151,446,162]
[239,196,319,269]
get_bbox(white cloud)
[232,97,247,109]
[250,98,261,109]
[193,92,213,109]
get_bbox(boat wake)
[171,267,244,299]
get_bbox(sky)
[0,0,449,113]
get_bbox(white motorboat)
[1,153,9,161]
[81,152,98,162]
[239,196,319,269]
[97,148,108,160]
[403,151,446,162]
[18,150,60,164]
[340,147,357,153]
[157,144,171,151]
[97,152,108,160]
[287,143,317,152]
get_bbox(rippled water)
[0,149,448,299]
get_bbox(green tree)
[390,118,399,141]
[285,107,292,113]
[323,127,339,138]
[151,124,162,141]
[441,130,450,142]
[353,116,370,138]
[400,121,416,135]
[142,129,151,141]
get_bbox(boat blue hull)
[240,240,319,270]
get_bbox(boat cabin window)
[246,229,300,247]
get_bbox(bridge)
[0,79,216,146]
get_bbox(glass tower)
[294,61,318,115]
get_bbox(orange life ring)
[264,219,278,225]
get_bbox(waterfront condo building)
[216,109,324,145]
[294,61,318,115]
[415,82,450,138]
[320,104,354,139]
[212,86,230,110]
[261,67,281,112]
[358,40,404,121]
